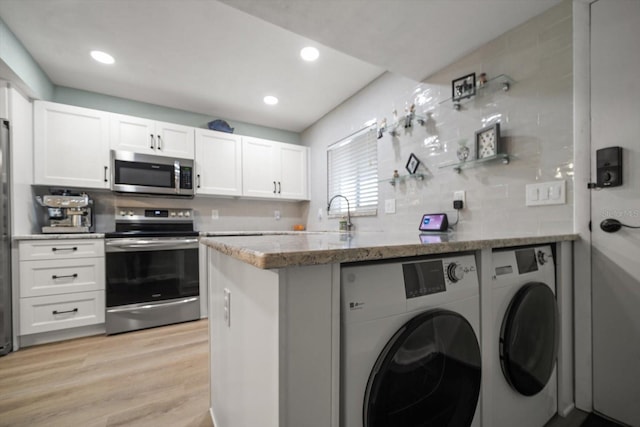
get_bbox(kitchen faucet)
[327,194,353,231]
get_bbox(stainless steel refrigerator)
[0,119,11,356]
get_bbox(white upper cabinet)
[194,129,242,196]
[34,101,110,189]
[110,113,195,159]
[242,137,308,200]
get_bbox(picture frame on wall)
[475,122,501,159]
[452,73,476,102]
[405,153,421,175]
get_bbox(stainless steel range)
[104,207,200,335]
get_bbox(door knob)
[600,218,640,233]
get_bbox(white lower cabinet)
[18,239,105,337]
[19,291,105,335]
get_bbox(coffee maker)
[36,190,94,233]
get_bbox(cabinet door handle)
[52,273,78,280]
[157,135,162,150]
[150,134,155,149]
[278,181,281,194]
[104,166,108,183]
[197,174,201,188]
[273,181,277,194]
[53,308,78,315]
[52,247,78,252]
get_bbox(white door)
[242,137,279,198]
[195,129,242,196]
[155,121,195,159]
[279,143,309,200]
[591,2,640,425]
[110,113,156,154]
[34,101,110,189]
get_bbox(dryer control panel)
[402,255,478,299]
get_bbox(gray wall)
[303,0,573,235]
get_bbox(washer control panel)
[402,254,477,299]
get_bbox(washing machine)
[341,253,482,427]
[491,245,558,427]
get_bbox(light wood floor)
[0,320,214,427]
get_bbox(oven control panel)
[115,207,193,222]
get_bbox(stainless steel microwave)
[111,150,195,197]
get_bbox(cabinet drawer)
[19,239,104,261]
[19,291,105,335]
[20,257,105,297]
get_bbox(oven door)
[105,237,199,306]
[105,237,200,334]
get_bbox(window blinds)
[327,125,378,216]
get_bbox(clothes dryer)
[341,253,482,427]
[491,245,558,427]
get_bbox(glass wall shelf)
[381,173,425,186]
[439,74,515,110]
[438,153,510,173]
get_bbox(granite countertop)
[201,231,578,269]
[13,233,105,240]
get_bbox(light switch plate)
[211,209,219,220]
[385,199,396,214]
[526,180,566,206]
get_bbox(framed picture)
[475,122,501,159]
[452,73,476,102]
[405,153,421,174]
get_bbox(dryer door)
[364,309,481,427]
[500,282,558,396]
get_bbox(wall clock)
[475,123,501,159]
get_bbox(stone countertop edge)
[201,233,579,270]
[13,233,106,240]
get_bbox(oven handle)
[105,238,199,251]
[106,297,199,313]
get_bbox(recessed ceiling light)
[90,50,115,65]
[263,95,279,105]
[300,46,319,62]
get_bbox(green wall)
[53,86,300,144]
[0,18,54,100]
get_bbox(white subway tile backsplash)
[302,0,573,235]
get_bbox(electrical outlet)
[385,199,396,214]
[274,210,281,220]
[223,288,231,327]
[453,190,466,204]
[211,209,219,220]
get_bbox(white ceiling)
[0,0,562,133]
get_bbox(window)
[327,125,378,216]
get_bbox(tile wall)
[31,187,305,234]
[302,0,573,236]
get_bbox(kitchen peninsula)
[201,231,577,427]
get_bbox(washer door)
[364,309,481,427]
[500,282,558,396]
